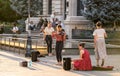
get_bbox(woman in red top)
[72,43,92,70]
[52,25,66,65]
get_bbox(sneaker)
[48,53,52,56]
[56,62,62,66]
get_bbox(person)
[58,21,65,30]
[29,21,35,31]
[44,22,54,56]
[11,23,19,41]
[12,23,19,34]
[37,17,44,30]
[52,25,66,65]
[50,12,56,22]
[93,21,107,66]
[40,18,48,33]
[0,25,4,34]
[72,43,92,70]
[52,18,56,29]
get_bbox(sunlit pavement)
[0,50,120,76]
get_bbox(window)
[48,0,52,15]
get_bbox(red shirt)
[52,31,66,41]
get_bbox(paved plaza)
[0,50,120,76]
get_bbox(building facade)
[42,0,84,21]
[26,0,92,39]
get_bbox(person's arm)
[43,28,47,40]
[104,32,107,38]
[63,33,66,41]
[80,50,84,60]
[103,29,107,38]
[94,35,97,44]
[52,31,56,39]
[94,35,97,46]
[93,30,97,48]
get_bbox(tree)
[10,0,43,17]
[81,0,120,27]
[0,0,21,22]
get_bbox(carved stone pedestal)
[64,16,93,39]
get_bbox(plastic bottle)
[28,61,32,68]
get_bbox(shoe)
[101,62,104,66]
[101,60,104,66]
[48,53,52,56]
[59,62,62,66]
[56,63,59,65]
[56,62,62,66]
[96,64,100,67]
[97,64,100,67]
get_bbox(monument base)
[64,16,93,39]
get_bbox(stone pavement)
[0,50,120,76]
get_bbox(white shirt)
[12,26,19,33]
[44,27,54,35]
[50,14,55,22]
[93,28,106,39]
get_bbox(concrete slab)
[0,50,120,76]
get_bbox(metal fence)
[0,34,120,55]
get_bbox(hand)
[94,44,96,48]
[43,38,45,41]
[80,58,83,60]
[94,48,97,52]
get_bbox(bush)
[0,0,22,22]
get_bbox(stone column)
[65,0,78,39]
[43,0,48,15]
[68,0,77,16]
[64,0,92,39]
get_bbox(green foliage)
[0,0,22,22]
[3,25,13,34]
[10,0,43,17]
[0,22,22,34]
[81,0,120,26]
[107,31,120,45]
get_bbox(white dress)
[93,28,107,60]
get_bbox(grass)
[107,31,120,45]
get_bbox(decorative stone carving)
[64,0,93,39]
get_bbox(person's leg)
[55,41,59,63]
[101,59,104,66]
[58,41,63,64]
[45,36,49,54]
[49,36,52,54]
[96,59,99,66]
[95,48,100,66]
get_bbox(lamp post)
[28,0,30,27]
[27,0,31,36]
[25,0,32,57]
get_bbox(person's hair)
[96,21,102,27]
[79,43,85,48]
[13,23,16,26]
[58,25,62,28]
